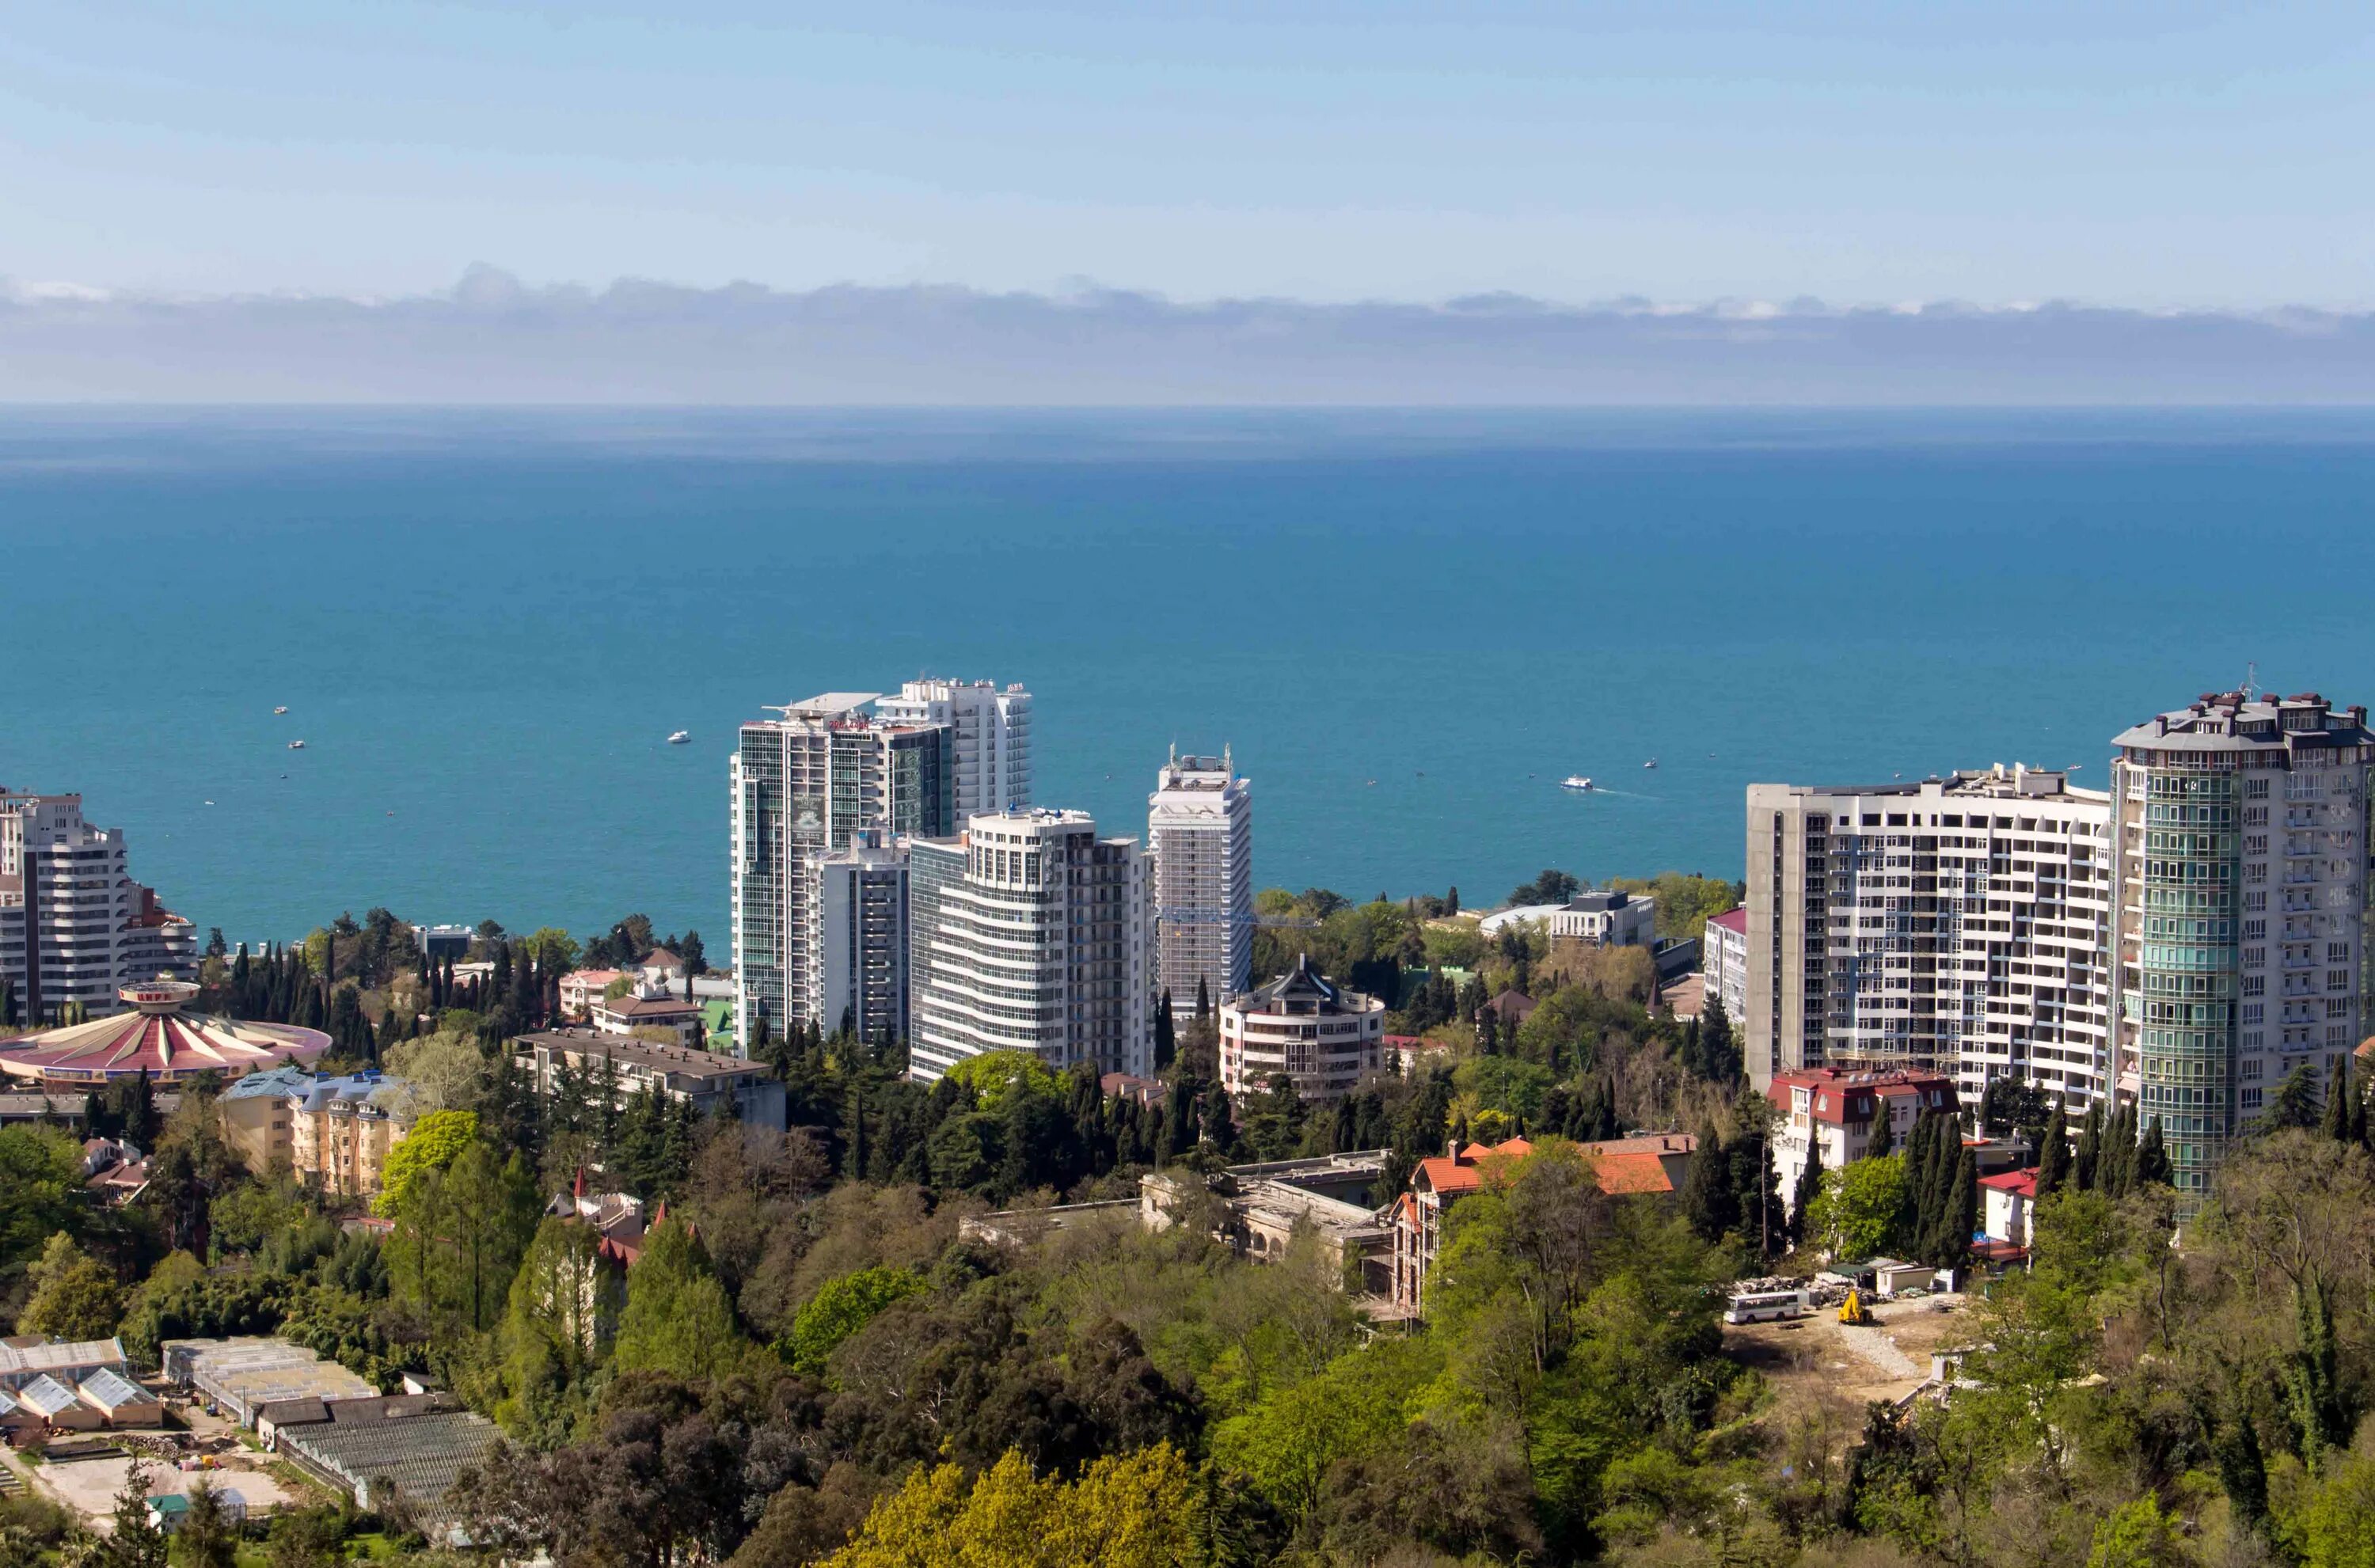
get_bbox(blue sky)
[5,1,2373,306]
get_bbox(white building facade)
[2109,690,2373,1203]
[1703,908,1748,1023]
[1219,955,1386,1103]
[1744,765,2114,1111]
[730,695,953,1049]
[907,809,1152,1082]
[0,789,195,1024]
[1548,890,1656,947]
[875,679,1033,820]
[1148,746,1252,1008]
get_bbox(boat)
[1644,758,1659,769]
[667,731,690,745]
[272,705,288,716]
[287,740,306,750]
[1560,775,1594,792]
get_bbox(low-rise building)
[161,1338,377,1427]
[218,1067,414,1198]
[557,969,626,1021]
[1386,1134,1695,1316]
[591,978,705,1047]
[0,1337,128,1393]
[13,1374,101,1433]
[516,1029,787,1130]
[1770,1067,1960,1217]
[260,1392,501,1521]
[1548,890,1656,947]
[1980,1169,2039,1247]
[75,1368,162,1427]
[1140,1151,1396,1294]
[1219,956,1385,1103]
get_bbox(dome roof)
[0,981,329,1084]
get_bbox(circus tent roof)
[0,980,329,1084]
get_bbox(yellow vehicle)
[1838,1288,1874,1326]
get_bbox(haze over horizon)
[10,2,2375,400]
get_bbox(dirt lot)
[1725,1290,1981,1408]
[18,1443,308,1533]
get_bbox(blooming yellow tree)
[825,1444,1206,1568]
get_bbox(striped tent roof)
[0,980,328,1085]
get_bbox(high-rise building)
[2109,690,2373,1202]
[818,829,910,1047]
[730,695,953,1047]
[1744,766,2113,1110]
[1148,746,1252,1008]
[875,679,1033,818]
[0,789,196,1023]
[908,809,1152,1082]
[1218,955,1385,1103]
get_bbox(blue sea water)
[6,405,2375,950]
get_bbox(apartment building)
[218,1066,414,1198]
[818,828,909,1046]
[730,694,954,1046]
[874,679,1034,818]
[1548,890,1656,947]
[1148,746,1252,1007]
[1703,908,1748,1023]
[1744,765,2113,1109]
[1218,955,1385,1103]
[516,1029,788,1129]
[2108,690,2374,1202]
[907,809,1152,1082]
[0,789,195,1024]
[1768,1066,1958,1217]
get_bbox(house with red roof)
[1385,1131,1697,1317]
[1771,1066,1959,1218]
[1978,1168,2038,1248]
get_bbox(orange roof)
[1415,1137,1536,1196]
[1590,1151,1675,1195]
[1575,1133,1697,1160]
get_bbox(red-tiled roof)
[1590,1151,1676,1194]
[1771,1067,1957,1124]
[1978,1170,2038,1198]
[1706,908,1748,934]
[1576,1133,1698,1159]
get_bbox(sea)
[7,405,2375,951]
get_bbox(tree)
[375,1108,480,1214]
[823,1445,1206,1568]
[1867,1111,1895,1160]
[1805,1154,1908,1260]
[518,927,583,974]
[2084,1494,2184,1568]
[1681,1126,1737,1243]
[2134,1117,2172,1187]
[610,1219,749,1382]
[787,1266,925,1378]
[1506,868,1580,908]
[18,1232,124,1340]
[170,1481,240,1568]
[2263,1064,2324,1132]
[1154,989,1176,1071]
[1788,1141,1823,1247]
[0,1125,85,1283]
[104,1462,170,1568]
[2035,1101,2071,1198]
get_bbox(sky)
[6,0,2375,309]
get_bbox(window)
[2241,1087,2265,1110]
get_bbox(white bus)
[1725,1288,1812,1324]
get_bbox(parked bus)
[1725,1288,1812,1324]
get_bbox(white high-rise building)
[1148,746,1252,1009]
[2109,689,2373,1202]
[1744,766,2114,1111]
[0,789,196,1023]
[907,809,1152,1082]
[731,695,954,1049]
[875,680,1033,818]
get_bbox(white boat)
[1644,758,1659,769]
[1560,774,1594,792]
[272,705,288,716]
[667,731,690,745]
[287,740,306,750]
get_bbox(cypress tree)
[2074,1100,2103,1192]
[2324,1057,2354,1144]
[1682,1125,1736,1243]
[1155,989,1175,1070]
[2136,1116,2173,1187]
[1868,1109,1895,1160]
[2035,1102,2071,1198]
[1194,976,1211,1020]
[846,1085,868,1182]
[1789,1141,1823,1247]
[1941,1147,1978,1273]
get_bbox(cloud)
[6,268,2375,403]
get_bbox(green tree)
[375,1108,479,1215]
[17,1232,124,1340]
[2299,1451,2375,1568]
[2084,1494,2183,1568]
[518,927,583,974]
[610,1218,749,1382]
[786,1266,925,1379]
[104,1462,170,1568]
[1805,1154,1908,1259]
[2035,1101,2071,1197]
[0,1125,84,1283]
[2263,1064,2324,1132]
[169,1482,239,1568]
